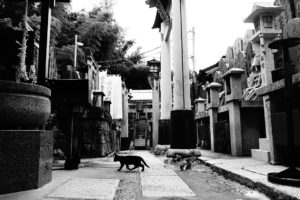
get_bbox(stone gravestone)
[226,47,234,61]
[245,42,254,77]
[283,18,300,73]
[218,57,228,75]
[233,38,243,58]
[243,29,255,52]
[228,58,235,70]
[234,51,248,89]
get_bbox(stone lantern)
[244,2,285,85]
[93,90,105,108]
[147,58,161,80]
[222,68,245,102]
[194,97,206,113]
[104,99,111,113]
[147,58,160,148]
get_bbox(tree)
[0,0,32,81]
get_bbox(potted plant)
[0,0,51,129]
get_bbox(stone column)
[263,95,276,163]
[152,80,160,149]
[172,0,190,110]
[259,36,278,163]
[159,22,172,145]
[170,0,196,149]
[121,82,128,138]
[222,68,245,156]
[206,83,222,152]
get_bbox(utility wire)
[97,46,161,64]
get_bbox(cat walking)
[114,154,150,172]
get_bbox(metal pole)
[37,0,51,85]
[74,34,78,69]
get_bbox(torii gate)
[147,0,196,149]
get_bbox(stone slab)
[141,167,177,176]
[251,149,270,162]
[47,178,119,200]
[141,175,195,197]
[242,164,286,176]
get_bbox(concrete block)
[0,130,53,195]
[251,149,270,162]
[259,138,270,151]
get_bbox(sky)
[71,0,274,70]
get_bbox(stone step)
[259,138,270,151]
[251,149,270,163]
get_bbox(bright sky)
[71,0,274,70]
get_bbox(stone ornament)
[243,29,255,51]
[226,47,234,60]
[233,38,243,58]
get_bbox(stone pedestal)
[158,119,171,144]
[170,110,196,149]
[0,130,53,195]
[206,82,222,152]
[222,68,245,156]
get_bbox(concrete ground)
[0,150,272,200]
[199,150,300,200]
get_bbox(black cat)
[113,154,150,172]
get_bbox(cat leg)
[117,164,124,171]
[140,164,145,172]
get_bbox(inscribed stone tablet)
[233,38,243,58]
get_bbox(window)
[263,16,273,28]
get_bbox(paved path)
[136,151,196,198]
[0,150,270,200]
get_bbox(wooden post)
[37,0,52,85]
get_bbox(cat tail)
[142,158,150,168]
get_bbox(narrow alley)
[0,150,269,200]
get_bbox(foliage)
[54,45,86,73]
[0,0,147,87]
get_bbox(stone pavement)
[0,151,196,200]
[2,150,297,200]
[135,151,196,198]
[199,150,300,200]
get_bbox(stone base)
[170,110,196,149]
[251,149,270,162]
[159,119,171,145]
[166,148,201,157]
[0,130,53,195]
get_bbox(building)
[128,90,153,149]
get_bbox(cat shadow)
[116,169,143,173]
[117,170,141,173]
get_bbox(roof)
[130,90,152,101]
[244,2,285,23]
[152,12,163,29]
[147,0,171,29]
